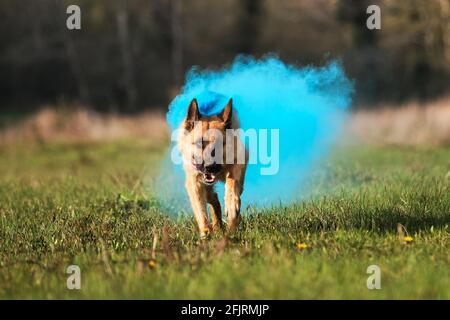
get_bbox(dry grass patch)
[0,107,169,145]
[350,97,450,146]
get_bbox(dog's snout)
[204,163,221,174]
[191,160,220,173]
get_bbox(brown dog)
[177,98,248,238]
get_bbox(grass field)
[0,140,449,299]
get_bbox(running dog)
[177,98,248,238]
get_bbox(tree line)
[0,0,449,112]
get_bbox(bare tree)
[235,0,264,54]
[116,0,137,111]
[438,0,450,68]
[170,0,183,86]
[56,0,90,105]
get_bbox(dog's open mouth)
[202,173,216,185]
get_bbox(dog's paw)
[200,227,211,240]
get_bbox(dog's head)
[180,98,233,185]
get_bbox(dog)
[177,98,248,238]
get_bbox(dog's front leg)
[185,174,209,238]
[224,165,245,231]
[205,186,222,231]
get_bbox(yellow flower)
[404,236,413,243]
[296,243,308,250]
[148,259,157,269]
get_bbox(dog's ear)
[185,98,200,131]
[220,98,233,128]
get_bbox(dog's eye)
[194,139,203,148]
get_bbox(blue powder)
[159,55,353,213]
[194,90,230,116]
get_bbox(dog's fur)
[177,98,248,237]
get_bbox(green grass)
[0,141,449,299]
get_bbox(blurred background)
[0,0,449,145]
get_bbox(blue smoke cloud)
[158,55,353,213]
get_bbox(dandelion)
[403,236,413,243]
[296,243,308,250]
[148,259,157,269]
